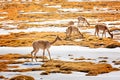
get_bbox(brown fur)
[31,36,61,62]
[78,16,90,27]
[66,26,83,39]
[94,23,113,38]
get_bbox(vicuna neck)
[50,37,58,45]
[107,29,113,38]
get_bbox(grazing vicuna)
[31,36,62,62]
[77,16,90,27]
[66,25,83,39]
[94,23,113,38]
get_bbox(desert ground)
[0,0,120,80]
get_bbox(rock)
[40,71,49,75]
[68,54,73,56]
[113,61,120,65]
[74,56,86,60]
[98,57,108,59]
[0,76,5,79]
[99,60,107,63]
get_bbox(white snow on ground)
[0,27,67,35]
[19,11,49,14]
[0,27,94,35]
[58,8,81,12]
[0,46,120,62]
[0,22,119,80]
[44,4,62,8]
[0,11,120,80]
[0,24,119,34]
[0,16,7,19]
[0,12,8,14]
[0,26,119,40]
[0,18,119,35]
[0,25,119,42]
[26,19,77,25]
[0,1,120,80]
[0,22,120,80]
[0,46,120,80]
[58,8,120,14]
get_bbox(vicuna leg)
[66,28,72,39]
[78,31,83,38]
[42,49,45,62]
[95,28,99,37]
[95,26,99,37]
[94,29,97,36]
[78,21,80,27]
[104,31,107,38]
[67,32,72,38]
[66,32,70,38]
[105,32,107,38]
[34,49,39,62]
[82,21,84,27]
[31,49,35,62]
[97,31,99,37]
[102,30,106,38]
[47,49,51,60]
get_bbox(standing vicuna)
[77,16,90,27]
[31,36,62,62]
[94,23,113,39]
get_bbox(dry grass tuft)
[9,75,35,80]
[41,60,119,76]
[0,62,7,71]
[0,31,120,48]
[0,54,119,76]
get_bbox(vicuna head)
[68,21,74,25]
[110,33,113,39]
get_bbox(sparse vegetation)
[0,0,120,79]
